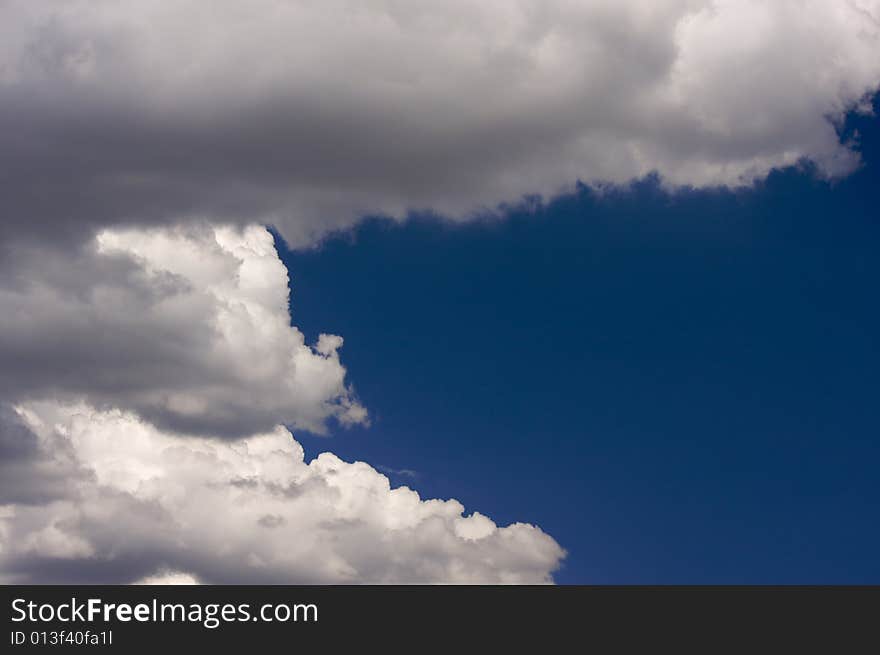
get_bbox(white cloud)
[0,402,564,584]
[1,1,878,247]
[135,571,200,585]
[0,223,365,438]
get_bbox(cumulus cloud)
[0,402,564,584]
[1,0,878,248]
[0,223,365,438]
[0,222,564,582]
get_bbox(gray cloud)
[0,405,88,506]
[1,1,878,249]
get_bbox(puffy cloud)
[0,223,365,438]
[0,222,564,583]
[1,0,878,248]
[0,402,565,584]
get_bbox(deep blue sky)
[275,98,879,584]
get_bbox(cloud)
[0,405,88,506]
[0,222,564,582]
[0,223,366,438]
[1,0,878,248]
[376,465,419,479]
[0,402,565,584]
[134,570,200,585]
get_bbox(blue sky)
[279,97,880,584]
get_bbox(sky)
[279,97,880,583]
[0,1,879,584]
